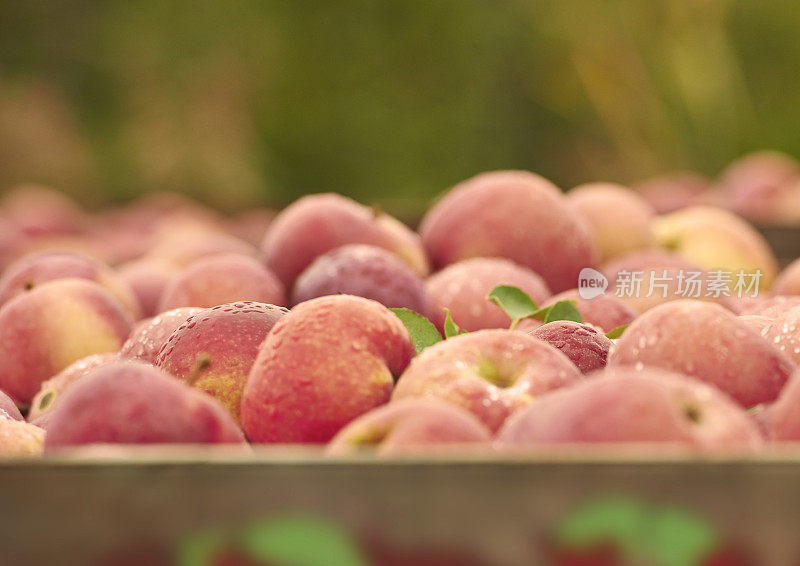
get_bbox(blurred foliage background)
[0,0,798,213]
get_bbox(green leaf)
[605,324,629,339]
[647,507,718,566]
[239,516,368,566]
[487,285,539,330]
[389,308,442,353]
[557,497,721,566]
[557,497,649,558]
[543,299,583,324]
[525,299,583,324]
[443,308,466,338]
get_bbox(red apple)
[241,295,415,443]
[392,329,582,433]
[44,361,245,448]
[119,307,204,364]
[155,302,288,424]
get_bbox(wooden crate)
[2,448,799,565]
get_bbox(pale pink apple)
[567,182,656,262]
[497,367,762,450]
[425,257,551,332]
[420,170,597,293]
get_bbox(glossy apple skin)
[241,295,416,443]
[44,361,245,449]
[420,170,597,293]
[262,193,429,288]
[119,307,204,364]
[497,367,762,450]
[392,329,582,433]
[608,300,794,407]
[326,399,492,456]
[156,302,288,424]
[0,279,133,406]
[425,257,551,332]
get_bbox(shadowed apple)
[292,244,429,314]
[326,399,492,456]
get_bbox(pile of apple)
[637,149,800,224]
[5,163,800,459]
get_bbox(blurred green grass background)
[0,0,798,213]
